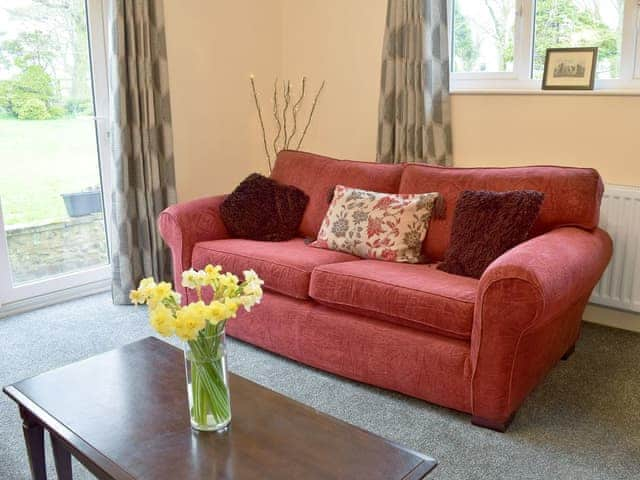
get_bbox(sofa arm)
[158,195,229,297]
[470,227,612,429]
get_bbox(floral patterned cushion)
[310,185,440,263]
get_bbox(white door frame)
[0,0,112,314]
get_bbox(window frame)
[0,0,112,311]
[631,0,640,79]
[449,0,640,93]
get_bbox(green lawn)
[0,118,103,226]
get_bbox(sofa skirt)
[226,291,473,415]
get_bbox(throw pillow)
[219,173,309,241]
[438,190,545,279]
[310,185,440,263]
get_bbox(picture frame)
[542,47,598,91]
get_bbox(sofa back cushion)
[271,150,404,238]
[399,164,604,261]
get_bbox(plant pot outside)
[61,191,103,217]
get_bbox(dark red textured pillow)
[220,173,309,241]
[438,190,544,279]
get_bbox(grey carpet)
[0,293,639,479]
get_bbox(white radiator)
[590,184,640,313]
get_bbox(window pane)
[452,0,517,73]
[0,0,109,285]
[532,0,625,79]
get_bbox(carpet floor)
[0,292,639,479]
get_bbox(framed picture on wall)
[542,47,598,91]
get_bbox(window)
[452,1,517,73]
[450,0,640,92]
[0,0,111,307]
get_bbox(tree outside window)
[452,0,625,80]
[0,0,92,120]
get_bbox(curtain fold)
[108,0,176,304]
[377,0,452,165]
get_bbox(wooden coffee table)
[4,337,436,479]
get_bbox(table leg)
[51,433,72,480]
[19,406,46,480]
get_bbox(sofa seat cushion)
[192,238,360,300]
[309,260,478,340]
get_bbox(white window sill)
[450,75,640,95]
[450,88,640,96]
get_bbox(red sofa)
[158,150,612,431]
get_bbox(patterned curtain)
[108,0,177,304]
[377,0,452,165]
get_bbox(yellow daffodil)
[238,270,264,311]
[174,304,206,341]
[207,300,237,324]
[138,277,157,294]
[224,299,239,316]
[147,281,173,308]
[174,315,192,341]
[136,266,263,341]
[136,265,263,432]
[149,304,176,337]
[204,264,222,284]
[243,269,261,283]
[185,301,209,326]
[129,289,146,305]
[181,268,208,289]
[215,272,240,298]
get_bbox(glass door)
[0,0,111,307]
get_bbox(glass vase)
[184,329,231,432]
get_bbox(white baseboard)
[0,279,111,319]
[583,304,640,333]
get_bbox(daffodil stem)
[187,329,230,429]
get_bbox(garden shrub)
[0,80,13,112]
[15,97,50,120]
[3,65,56,119]
[48,105,66,119]
[15,65,55,101]
[65,98,93,116]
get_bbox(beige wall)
[163,0,282,202]
[280,0,386,162]
[452,95,640,186]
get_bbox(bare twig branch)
[272,78,282,158]
[296,80,325,150]
[250,75,324,165]
[281,80,291,152]
[249,75,272,173]
[287,76,306,148]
